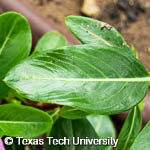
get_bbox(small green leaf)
[4,45,149,114]
[87,115,116,150]
[0,104,52,138]
[116,107,141,150]
[60,106,88,119]
[130,121,150,150]
[34,31,67,53]
[65,16,127,48]
[0,12,32,99]
[47,118,100,150]
[65,16,134,58]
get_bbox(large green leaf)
[34,31,67,53]
[0,12,32,99]
[4,44,149,114]
[47,118,100,150]
[116,107,141,150]
[60,106,88,119]
[65,16,127,48]
[87,115,116,150]
[130,121,150,150]
[0,104,52,138]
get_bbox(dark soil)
[27,0,150,71]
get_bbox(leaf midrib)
[78,25,112,46]
[0,18,18,55]
[5,77,150,82]
[0,120,49,124]
[122,107,137,150]
[95,116,103,133]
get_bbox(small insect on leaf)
[101,23,112,30]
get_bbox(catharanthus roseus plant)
[0,12,150,150]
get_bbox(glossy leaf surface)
[116,107,141,150]
[66,16,127,48]
[60,106,88,119]
[0,12,32,99]
[34,31,67,53]
[87,115,116,150]
[4,44,149,114]
[130,122,150,150]
[65,16,134,58]
[0,104,52,138]
[47,118,100,150]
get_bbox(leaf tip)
[2,75,11,88]
[3,75,9,83]
[65,15,72,25]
